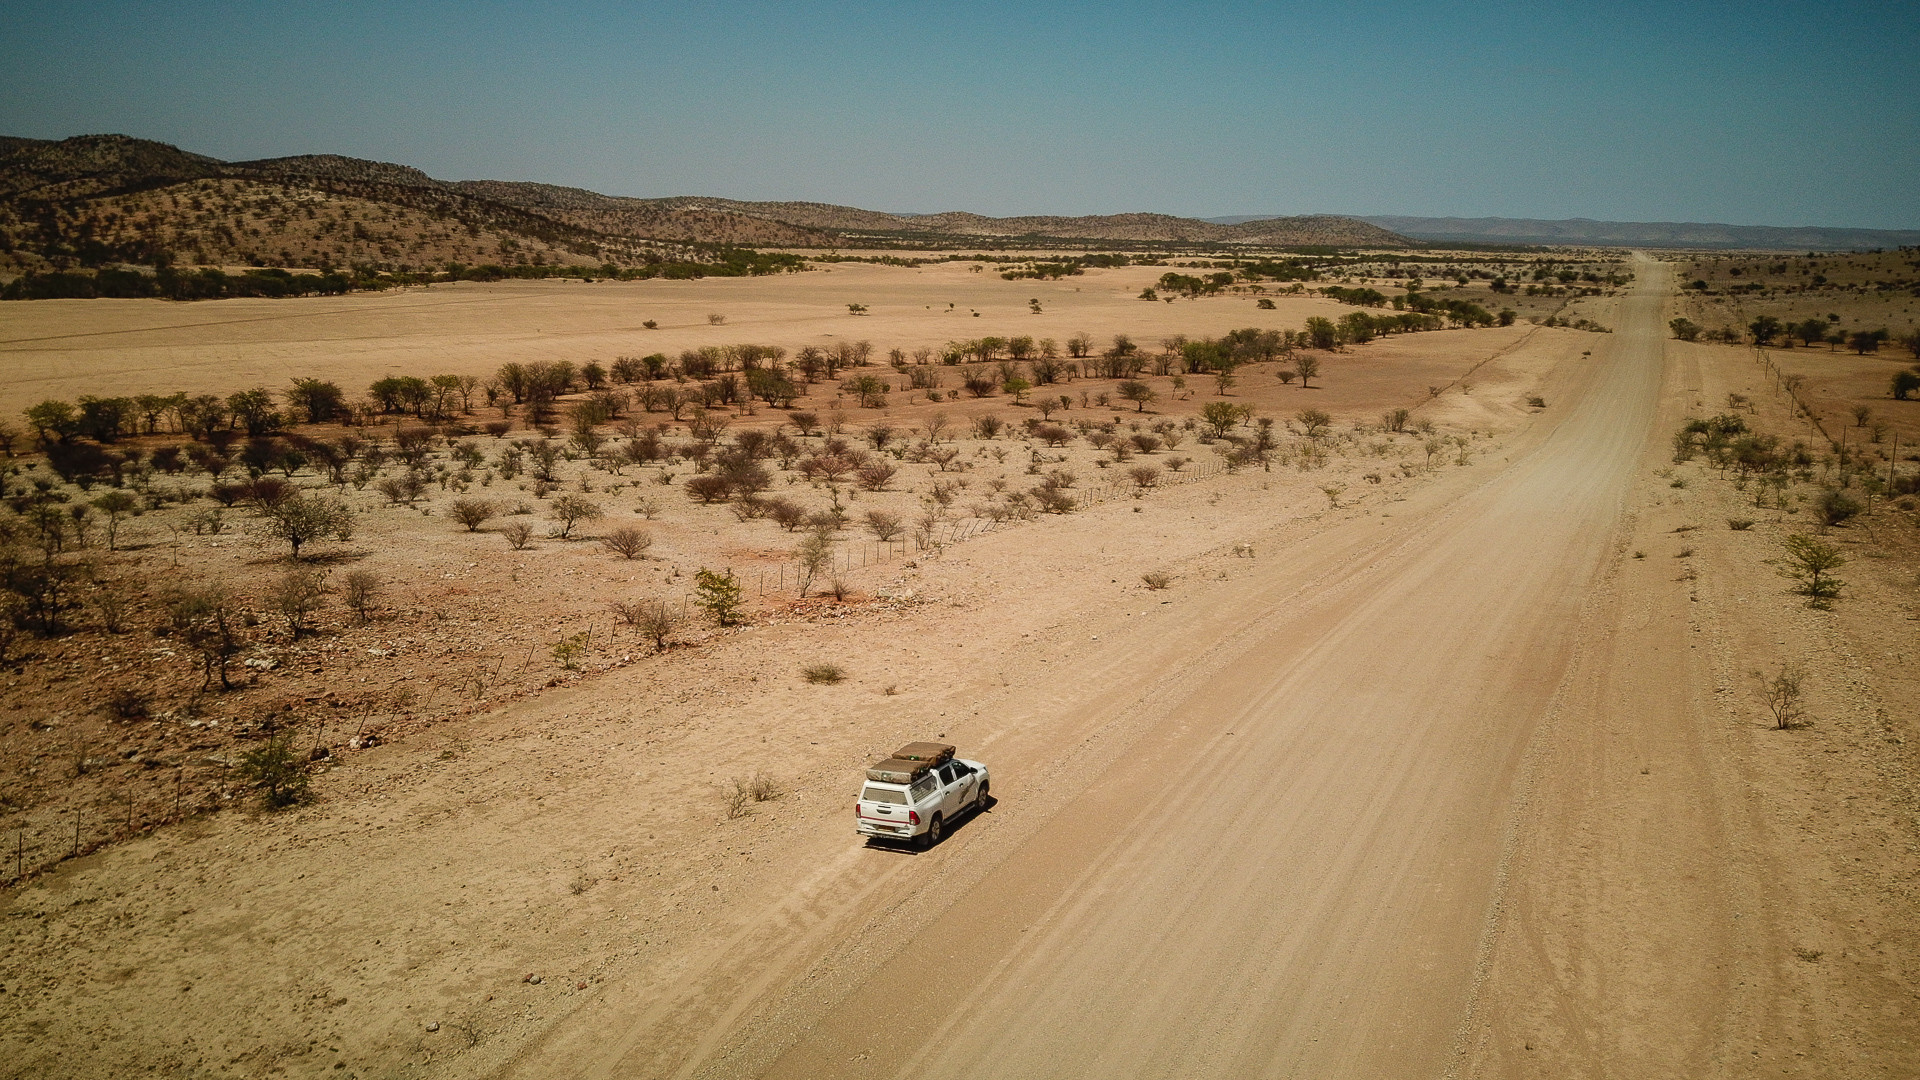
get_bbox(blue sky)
[2,1,1915,228]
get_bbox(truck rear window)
[862,785,906,804]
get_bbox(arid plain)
[1,255,1916,1079]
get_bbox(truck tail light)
[908,810,921,825]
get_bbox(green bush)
[237,734,310,809]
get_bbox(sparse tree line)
[0,247,807,302]
[1671,314,1918,363]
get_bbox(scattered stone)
[523,973,542,985]
[425,1021,440,1032]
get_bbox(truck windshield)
[862,785,907,804]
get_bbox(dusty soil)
[1670,248,1920,348]
[2,258,1915,1078]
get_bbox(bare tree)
[1754,664,1807,729]
[272,567,327,639]
[164,585,244,691]
[343,569,381,624]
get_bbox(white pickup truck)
[855,742,990,849]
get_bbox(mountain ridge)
[0,134,1414,274]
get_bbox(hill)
[0,133,1414,280]
[1356,215,1920,251]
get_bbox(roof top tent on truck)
[856,743,987,849]
[865,742,955,784]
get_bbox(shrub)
[343,569,381,623]
[236,733,309,808]
[1779,533,1845,607]
[1728,518,1755,531]
[795,531,834,595]
[855,460,898,491]
[1033,423,1073,447]
[1754,664,1808,729]
[548,494,603,538]
[1815,487,1863,526]
[637,599,681,650]
[1128,465,1161,489]
[764,496,808,531]
[448,498,495,531]
[1141,571,1172,590]
[262,494,354,558]
[803,662,847,684]
[864,509,904,542]
[502,521,535,549]
[600,525,653,559]
[374,472,429,506]
[694,568,745,625]
[106,687,149,718]
[745,772,780,801]
[272,567,328,639]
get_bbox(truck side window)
[910,775,936,802]
[938,764,958,785]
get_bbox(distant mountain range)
[1206,214,1920,251]
[0,134,1411,276]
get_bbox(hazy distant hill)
[1356,215,1920,251]
[458,192,1413,248]
[0,133,1413,277]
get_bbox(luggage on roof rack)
[866,758,933,784]
[892,742,955,765]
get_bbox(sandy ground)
[1,260,1358,422]
[2,259,1916,1078]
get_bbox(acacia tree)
[1779,533,1845,608]
[263,494,353,558]
[90,491,138,550]
[165,585,243,691]
[1200,401,1250,438]
[548,494,603,539]
[1295,355,1322,388]
[288,378,347,423]
[1117,381,1157,412]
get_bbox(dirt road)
[512,272,1662,1077]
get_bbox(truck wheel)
[976,782,989,810]
[921,815,943,849]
